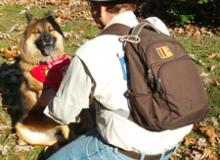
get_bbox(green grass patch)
[207,86,220,117]
[178,35,220,118]
[0,4,57,29]
[0,4,57,49]
[178,36,220,61]
[63,20,99,55]
[0,5,23,32]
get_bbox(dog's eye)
[33,29,41,34]
[48,27,54,32]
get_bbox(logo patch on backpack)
[156,46,173,59]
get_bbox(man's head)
[88,0,137,29]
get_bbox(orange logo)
[156,46,173,59]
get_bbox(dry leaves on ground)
[0,33,13,41]
[0,46,20,62]
[172,116,220,160]
[208,53,220,59]
[0,0,70,5]
[199,125,219,146]
[170,24,218,38]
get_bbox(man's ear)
[99,5,113,29]
[101,5,107,14]
[25,12,34,23]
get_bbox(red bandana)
[30,54,71,91]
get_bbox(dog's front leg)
[38,88,56,106]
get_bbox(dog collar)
[30,54,70,91]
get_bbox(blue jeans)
[47,129,175,160]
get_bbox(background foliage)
[136,0,220,27]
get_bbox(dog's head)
[20,12,64,63]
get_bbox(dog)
[15,12,71,146]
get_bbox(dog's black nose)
[35,32,56,56]
[42,33,53,44]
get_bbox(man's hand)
[39,88,56,106]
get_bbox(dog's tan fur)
[16,13,69,146]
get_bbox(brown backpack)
[101,20,209,131]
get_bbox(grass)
[0,4,99,52]
[63,20,99,55]
[178,36,220,118]
[0,3,219,160]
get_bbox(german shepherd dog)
[15,12,70,146]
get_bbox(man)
[44,0,193,159]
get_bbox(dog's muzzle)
[35,32,56,56]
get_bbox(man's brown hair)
[100,0,137,14]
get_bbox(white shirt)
[44,11,192,155]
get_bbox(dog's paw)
[17,137,28,145]
[60,125,70,140]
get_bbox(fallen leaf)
[210,117,219,127]
[216,80,220,86]
[0,145,9,156]
[176,27,185,35]
[199,126,218,146]
[200,71,209,77]
[208,53,220,58]
[183,134,197,146]
[192,30,201,39]
[9,24,25,32]
[0,32,12,40]
[0,46,20,61]
[17,153,25,160]
[191,150,203,160]
[63,31,75,39]
[203,147,213,157]
[60,0,70,5]
[14,145,33,152]
[209,65,216,72]
[197,138,208,148]
[200,26,208,34]
[208,154,219,160]
[0,124,10,131]
[199,71,217,88]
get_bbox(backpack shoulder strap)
[100,19,167,37]
[130,19,164,36]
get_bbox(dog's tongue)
[43,45,54,56]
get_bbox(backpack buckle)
[124,90,130,98]
[119,35,140,44]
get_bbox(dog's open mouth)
[43,45,54,56]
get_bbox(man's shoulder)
[87,34,120,46]
[76,35,121,57]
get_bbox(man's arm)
[44,56,93,124]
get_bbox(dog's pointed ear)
[25,12,34,23]
[45,10,53,17]
[46,12,64,38]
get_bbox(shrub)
[135,0,220,27]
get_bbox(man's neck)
[104,10,136,29]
